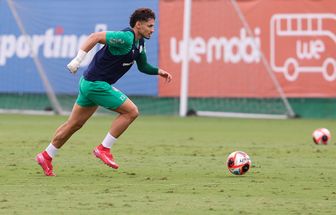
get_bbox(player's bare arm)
[67,31,106,74]
[80,31,106,52]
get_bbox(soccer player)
[35,8,172,176]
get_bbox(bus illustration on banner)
[270,13,336,81]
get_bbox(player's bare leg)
[109,98,139,138]
[93,98,139,169]
[36,104,98,176]
[52,104,98,148]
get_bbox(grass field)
[0,114,336,214]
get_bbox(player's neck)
[132,28,142,41]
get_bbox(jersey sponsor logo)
[122,61,134,67]
[109,38,125,45]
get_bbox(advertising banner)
[159,0,336,98]
[0,0,159,95]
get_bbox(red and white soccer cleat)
[35,152,56,176]
[93,145,119,169]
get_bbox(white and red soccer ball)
[226,151,251,175]
[312,128,331,145]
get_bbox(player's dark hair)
[130,8,155,28]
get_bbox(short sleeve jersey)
[83,28,145,84]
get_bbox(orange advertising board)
[159,0,336,98]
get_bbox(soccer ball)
[312,128,331,145]
[226,151,251,175]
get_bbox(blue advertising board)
[0,0,159,95]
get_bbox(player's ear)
[135,21,142,28]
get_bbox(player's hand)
[67,59,80,74]
[158,69,172,83]
[67,49,87,74]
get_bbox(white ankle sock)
[102,133,117,149]
[45,143,58,158]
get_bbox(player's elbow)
[87,32,105,44]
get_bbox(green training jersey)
[83,28,158,84]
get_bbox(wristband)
[75,49,87,63]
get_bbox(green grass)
[0,114,336,214]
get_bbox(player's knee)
[128,105,139,120]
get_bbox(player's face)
[138,18,155,39]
